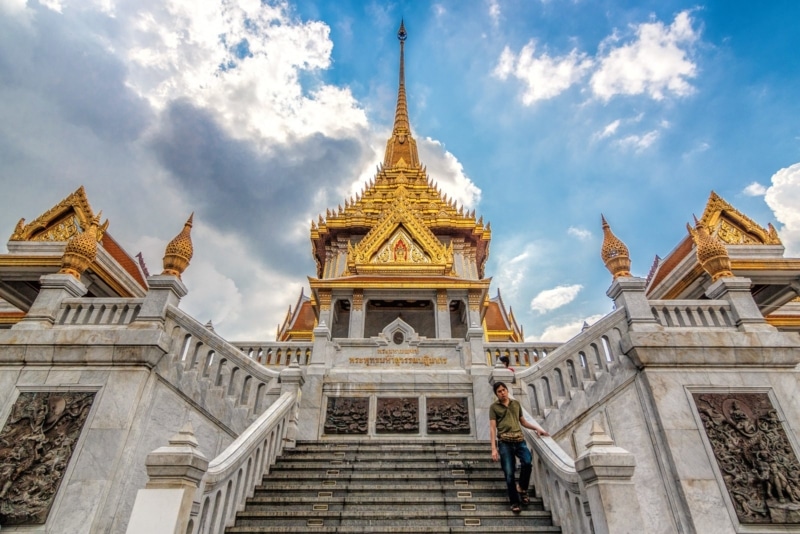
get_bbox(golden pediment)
[9,186,108,243]
[346,196,454,276]
[699,191,781,245]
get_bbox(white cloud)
[615,130,659,152]
[528,314,605,342]
[568,226,592,240]
[591,11,698,101]
[743,181,767,197]
[595,119,620,139]
[487,0,501,25]
[494,42,593,104]
[531,284,583,313]
[764,163,800,256]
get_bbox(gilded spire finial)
[688,215,733,282]
[162,213,194,278]
[384,20,419,169]
[58,212,101,279]
[600,215,632,279]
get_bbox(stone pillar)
[280,357,306,449]
[126,423,208,534]
[466,326,486,366]
[575,422,644,534]
[349,289,365,338]
[310,322,331,366]
[13,273,87,329]
[606,277,660,331]
[133,275,188,326]
[436,289,452,339]
[705,276,774,332]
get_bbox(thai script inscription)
[349,354,447,367]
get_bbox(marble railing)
[522,422,591,534]
[193,390,295,534]
[56,297,143,325]
[161,307,281,434]
[484,342,563,368]
[232,341,314,367]
[649,299,734,328]
[515,308,629,416]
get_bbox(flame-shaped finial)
[58,213,101,279]
[688,216,733,282]
[162,213,194,278]
[383,20,419,168]
[600,215,631,279]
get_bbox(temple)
[2,22,800,534]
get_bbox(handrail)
[232,341,314,367]
[648,299,734,328]
[521,410,590,533]
[193,391,296,533]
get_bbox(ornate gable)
[346,193,454,276]
[10,186,108,242]
[699,191,781,245]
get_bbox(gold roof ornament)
[162,214,194,278]
[384,20,419,170]
[700,191,781,245]
[600,215,631,279]
[688,215,733,282]
[58,213,101,279]
[10,185,108,242]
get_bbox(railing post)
[279,357,305,449]
[575,422,644,534]
[310,320,331,366]
[705,276,774,332]
[13,273,87,329]
[606,277,660,331]
[126,422,208,534]
[133,275,188,327]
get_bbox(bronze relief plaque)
[693,392,800,524]
[0,391,95,525]
[427,397,470,434]
[376,397,419,434]
[324,397,368,434]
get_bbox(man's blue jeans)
[498,440,532,505]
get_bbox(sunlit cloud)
[743,181,767,197]
[568,227,592,240]
[764,162,800,256]
[528,314,606,342]
[531,284,583,313]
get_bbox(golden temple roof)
[310,22,490,279]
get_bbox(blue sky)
[1,0,799,341]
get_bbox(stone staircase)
[227,440,561,533]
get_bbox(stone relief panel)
[427,397,470,434]
[693,392,800,524]
[376,397,419,434]
[0,391,95,525]
[323,397,368,435]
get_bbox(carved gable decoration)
[346,196,454,276]
[9,186,108,243]
[371,228,431,265]
[699,191,781,246]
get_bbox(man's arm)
[489,419,499,461]
[519,414,550,437]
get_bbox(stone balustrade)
[648,299,734,328]
[56,297,143,325]
[158,307,282,434]
[232,341,314,367]
[523,424,591,533]
[483,341,562,368]
[515,308,629,417]
[193,390,296,534]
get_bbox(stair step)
[228,440,560,533]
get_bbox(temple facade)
[3,22,800,534]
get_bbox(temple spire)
[384,20,419,169]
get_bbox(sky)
[1,0,799,342]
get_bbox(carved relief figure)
[694,392,800,524]
[323,397,368,434]
[0,391,95,525]
[427,397,470,434]
[376,397,419,433]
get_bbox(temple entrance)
[364,299,435,338]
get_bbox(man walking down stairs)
[226,440,560,533]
